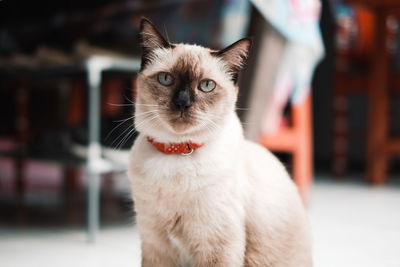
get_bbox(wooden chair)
[333,1,400,183]
[259,96,313,203]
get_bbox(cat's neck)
[145,111,243,147]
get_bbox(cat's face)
[135,19,250,142]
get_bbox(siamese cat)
[128,18,312,267]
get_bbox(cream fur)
[128,32,312,267]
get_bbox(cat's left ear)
[212,38,252,84]
[139,18,172,69]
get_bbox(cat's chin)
[142,118,221,145]
[168,122,197,135]
[163,120,211,140]
[167,117,197,134]
[141,112,222,143]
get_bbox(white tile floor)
[1,179,400,267]
[309,179,400,267]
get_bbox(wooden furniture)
[241,10,313,203]
[1,55,140,242]
[332,6,375,177]
[259,96,313,203]
[334,0,400,183]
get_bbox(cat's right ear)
[139,18,172,69]
[211,38,252,84]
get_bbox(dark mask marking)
[169,55,202,112]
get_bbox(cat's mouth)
[167,112,197,133]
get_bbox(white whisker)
[164,24,171,44]
[108,102,134,107]
[132,110,160,118]
[105,116,134,141]
[105,109,160,143]
[235,107,251,111]
[135,103,159,107]
[115,114,160,150]
[113,116,134,123]
[123,94,135,104]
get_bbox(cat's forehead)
[143,43,223,78]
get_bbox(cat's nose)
[173,88,192,111]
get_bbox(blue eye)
[157,72,174,86]
[199,79,216,92]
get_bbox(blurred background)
[0,0,399,266]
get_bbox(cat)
[128,18,312,267]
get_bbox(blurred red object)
[259,95,312,204]
[333,0,400,183]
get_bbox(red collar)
[146,137,203,155]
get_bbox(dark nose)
[173,88,192,111]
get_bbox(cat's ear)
[139,18,172,69]
[212,38,252,83]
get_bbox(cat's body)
[128,19,312,267]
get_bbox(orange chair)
[259,95,313,204]
[241,10,313,204]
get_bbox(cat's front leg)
[192,238,245,267]
[138,222,179,267]
[189,225,246,267]
[141,239,178,267]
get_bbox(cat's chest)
[131,152,241,209]
[135,150,234,186]
[134,158,230,204]
[129,138,246,213]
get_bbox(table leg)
[86,62,102,242]
[366,9,390,184]
[332,72,349,178]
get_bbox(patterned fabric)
[219,0,251,47]
[250,0,324,133]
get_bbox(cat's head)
[135,18,251,142]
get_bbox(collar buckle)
[181,148,194,156]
